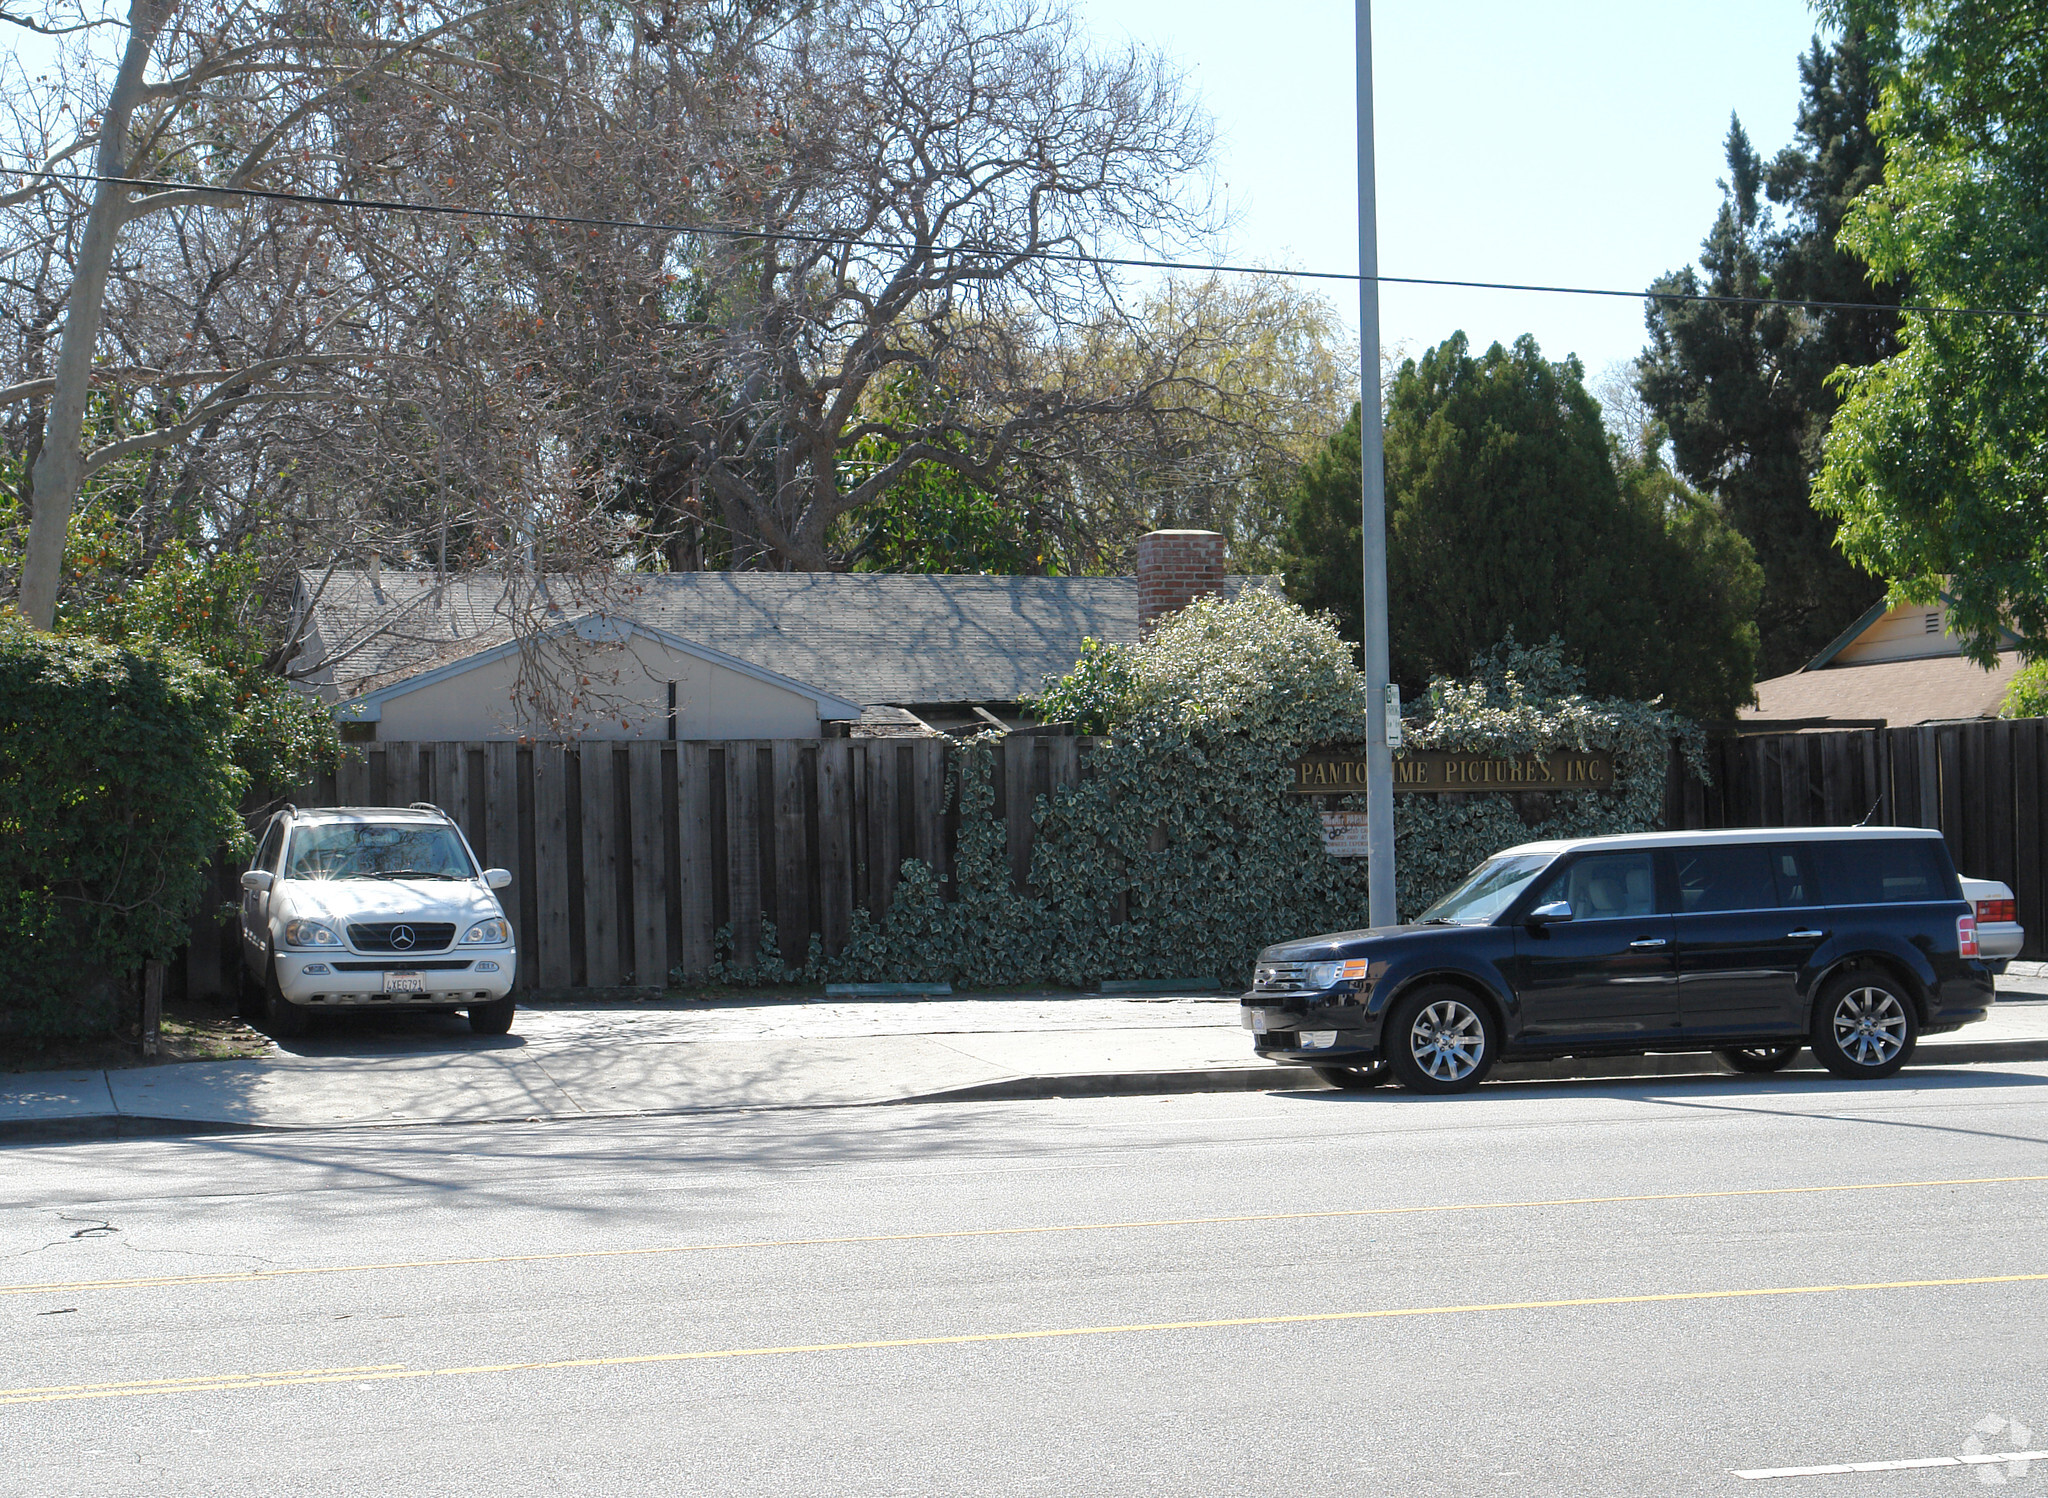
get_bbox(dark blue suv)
[1243,827,1995,1093]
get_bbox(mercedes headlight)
[460,918,510,945]
[284,919,340,948]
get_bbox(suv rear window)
[1813,837,1954,906]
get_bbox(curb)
[6,1038,2046,1147]
[900,1065,1319,1104]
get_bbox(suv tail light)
[1976,898,2016,924]
[1958,914,1979,958]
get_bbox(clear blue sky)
[1084,0,1833,388]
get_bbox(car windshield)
[285,823,474,880]
[1415,853,1555,924]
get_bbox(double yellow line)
[8,1272,2047,1407]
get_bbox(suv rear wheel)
[1385,986,1499,1094]
[1810,971,1917,1079]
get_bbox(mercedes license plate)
[384,971,425,994]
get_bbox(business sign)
[1319,811,1372,857]
[1290,748,1615,794]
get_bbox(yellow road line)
[6,1273,2045,1407]
[7,1173,2045,1301]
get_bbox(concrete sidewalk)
[7,973,2048,1143]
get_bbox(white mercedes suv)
[239,803,518,1037]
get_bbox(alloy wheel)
[1832,986,1908,1067]
[1409,998,1487,1083]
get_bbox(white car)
[239,804,518,1037]
[1960,876,2024,974]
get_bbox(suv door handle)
[1628,937,1669,949]
[1786,929,1826,940]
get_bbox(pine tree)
[1635,24,1900,678]
[1282,334,1761,721]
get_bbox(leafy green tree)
[1283,334,1762,720]
[1635,23,1899,677]
[1814,0,2048,666]
[0,473,335,792]
[2004,661,2048,720]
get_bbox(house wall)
[1834,602,1962,666]
[373,634,829,740]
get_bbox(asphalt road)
[4,1065,2047,1496]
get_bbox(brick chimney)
[1136,529,1227,636]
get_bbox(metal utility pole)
[1356,0,1398,927]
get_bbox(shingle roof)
[299,569,1266,708]
[1741,651,2022,727]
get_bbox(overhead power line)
[25,170,2048,322]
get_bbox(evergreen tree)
[1815,0,2048,666]
[1283,334,1761,720]
[1635,24,1901,677]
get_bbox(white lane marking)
[1735,1450,2048,1479]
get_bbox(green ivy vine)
[699,591,1702,991]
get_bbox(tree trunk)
[17,1,170,630]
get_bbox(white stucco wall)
[369,634,831,740]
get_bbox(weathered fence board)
[1669,717,2047,957]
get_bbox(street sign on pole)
[1356,0,1397,927]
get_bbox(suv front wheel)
[262,951,311,1039]
[1385,986,1499,1094]
[468,997,517,1035]
[1810,970,1917,1080]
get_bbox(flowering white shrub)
[827,593,1700,988]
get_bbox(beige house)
[1741,596,2022,729]
[295,531,1257,741]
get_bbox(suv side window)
[1770,845,1821,906]
[1531,851,1658,919]
[253,819,285,874]
[1675,844,1778,912]
[1816,837,1954,905]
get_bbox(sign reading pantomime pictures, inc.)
[1290,748,1615,794]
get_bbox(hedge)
[0,617,246,1040]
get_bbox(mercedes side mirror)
[483,868,513,890]
[240,870,274,893]
[1527,900,1573,926]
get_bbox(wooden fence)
[177,717,2046,998]
[184,736,1093,997]
[1668,719,2044,957]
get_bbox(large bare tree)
[566,0,1228,570]
[0,0,543,629]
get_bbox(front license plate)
[384,971,425,994]
[1249,1011,1269,1034]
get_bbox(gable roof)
[300,569,1266,708]
[1804,590,2022,671]
[330,613,864,723]
[1742,649,2021,727]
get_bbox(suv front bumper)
[1242,999,1381,1061]
[276,949,516,1006]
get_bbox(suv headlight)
[284,919,341,948]
[1307,958,1371,990]
[460,918,510,945]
